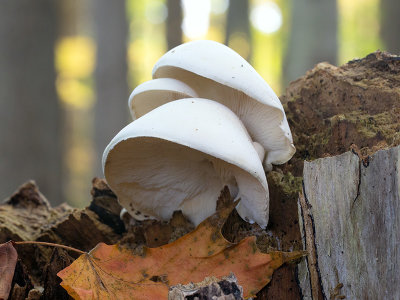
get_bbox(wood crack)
[350,156,362,213]
[350,148,369,213]
[299,182,326,300]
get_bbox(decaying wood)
[298,145,400,299]
[298,192,324,300]
[41,248,74,300]
[8,260,34,300]
[0,179,125,296]
[273,51,400,299]
[282,51,400,169]
[168,273,244,300]
[0,181,72,243]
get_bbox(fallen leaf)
[58,198,304,299]
[0,241,18,300]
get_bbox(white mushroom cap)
[152,40,295,167]
[103,98,270,228]
[128,78,198,119]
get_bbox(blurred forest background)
[0,0,399,207]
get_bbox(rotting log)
[298,145,400,299]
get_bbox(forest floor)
[1,51,399,300]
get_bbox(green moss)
[342,110,399,142]
[267,171,302,197]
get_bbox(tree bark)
[283,0,337,86]
[0,0,63,204]
[298,146,400,299]
[94,0,129,177]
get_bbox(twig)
[13,241,85,255]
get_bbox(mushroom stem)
[263,161,273,172]
[252,141,273,172]
[251,141,274,172]
[120,207,128,219]
[252,141,265,162]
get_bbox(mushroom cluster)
[103,40,295,229]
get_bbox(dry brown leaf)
[0,241,18,300]
[58,201,304,299]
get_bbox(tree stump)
[265,50,400,299]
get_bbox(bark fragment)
[299,146,400,299]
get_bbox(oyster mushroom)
[103,98,269,227]
[152,40,295,170]
[128,78,198,119]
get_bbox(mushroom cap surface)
[152,40,295,165]
[103,98,269,227]
[128,78,198,119]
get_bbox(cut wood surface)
[298,145,400,299]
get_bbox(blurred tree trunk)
[225,0,252,61]
[167,0,182,50]
[0,0,63,204]
[57,0,79,36]
[56,0,94,207]
[283,0,337,86]
[94,0,129,177]
[381,0,400,54]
